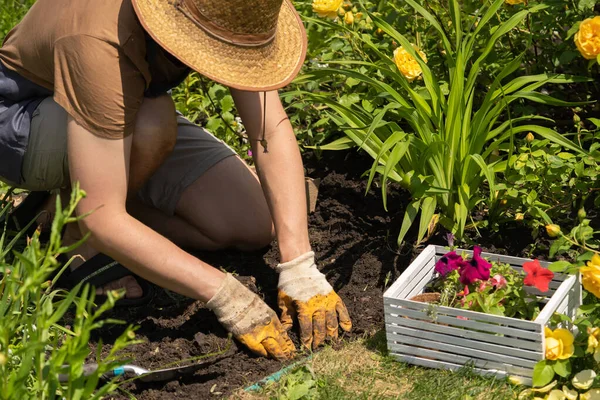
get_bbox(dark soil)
[93,151,548,400]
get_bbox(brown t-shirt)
[0,0,189,139]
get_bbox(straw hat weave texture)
[132,0,307,91]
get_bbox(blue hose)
[243,356,313,392]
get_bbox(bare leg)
[129,155,275,252]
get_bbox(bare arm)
[66,116,225,302]
[230,90,310,263]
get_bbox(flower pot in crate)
[383,245,581,385]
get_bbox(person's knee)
[233,216,276,251]
[133,94,177,157]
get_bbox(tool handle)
[58,364,126,383]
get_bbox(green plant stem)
[559,232,598,254]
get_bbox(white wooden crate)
[384,245,581,385]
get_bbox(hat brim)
[132,0,307,92]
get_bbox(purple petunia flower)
[458,246,492,285]
[435,251,463,276]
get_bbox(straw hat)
[131,0,307,92]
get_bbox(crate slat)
[384,305,542,340]
[385,323,543,361]
[386,330,538,369]
[388,343,534,377]
[397,258,436,299]
[433,245,550,269]
[384,246,435,299]
[534,274,577,325]
[385,298,541,331]
[385,315,543,351]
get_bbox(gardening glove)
[206,273,295,360]
[276,251,352,350]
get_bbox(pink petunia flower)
[435,251,463,276]
[491,274,507,289]
[477,280,488,292]
[459,247,492,285]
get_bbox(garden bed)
[90,151,568,400]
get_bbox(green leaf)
[313,137,355,151]
[547,261,572,273]
[398,200,421,246]
[532,360,555,387]
[417,197,437,244]
[552,359,571,378]
[567,21,582,39]
[220,95,234,112]
[578,303,600,314]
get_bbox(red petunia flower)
[523,259,554,292]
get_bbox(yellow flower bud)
[344,11,354,24]
[393,45,427,82]
[581,254,600,299]
[545,224,561,238]
[575,17,600,60]
[525,132,535,143]
[515,213,524,221]
[312,0,343,19]
[355,12,362,19]
[0,353,6,366]
[544,327,574,360]
[375,28,384,35]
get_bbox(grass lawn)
[233,331,520,400]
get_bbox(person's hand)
[276,252,352,350]
[206,273,295,360]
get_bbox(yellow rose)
[575,17,600,59]
[545,327,575,360]
[587,326,600,362]
[581,254,600,299]
[393,45,427,82]
[344,11,354,25]
[505,0,525,4]
[312,0,344,19]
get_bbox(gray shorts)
[14,97,236,215]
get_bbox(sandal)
[1,191,52,238]
[55,253,155,307]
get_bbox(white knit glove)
[276,252,352,350]
[206,273,295,360]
